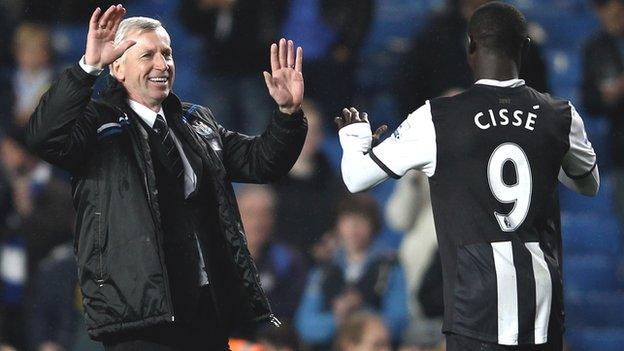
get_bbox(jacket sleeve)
[25,64,100,173]
[219,109,307,183]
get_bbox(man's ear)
[110,60,124,81]
[468,34,477,55]
[521,37,531,55]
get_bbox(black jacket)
[25,64,307,339]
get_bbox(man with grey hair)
[26,4,307,350]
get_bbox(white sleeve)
[339,123,389,193]
[338,102,437,193]
[78,55,104,76]
[558,103,599,196]
[370,101,437,177]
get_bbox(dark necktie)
[153,114,185,185]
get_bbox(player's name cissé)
[474,106,540,131]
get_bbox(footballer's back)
[427,80,585,344]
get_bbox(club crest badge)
[190,119,214,137]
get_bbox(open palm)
[84,5,136,68]
[263,39,304,115]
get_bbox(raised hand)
[84,4,136,68]
[335,107,388,146]
[263,38,304,115]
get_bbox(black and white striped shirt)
[339,79,598,345]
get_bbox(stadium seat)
[563,254,619,292]
[545,49,581,92]
[566,327,624,351]
[559,174,615,215]
[561,214,622,256]
[528,13,598,50]
[52,25,88,67]
[566,292,624,328]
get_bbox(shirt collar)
[475,78,525,88]
[127,99,165,128]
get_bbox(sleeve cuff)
[273,108,305,129]
[79,56,105,76]
[339,122,372,153]
[564,162,597,180]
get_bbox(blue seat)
[545,49,581,91]
[566,292,624,328]
[564,254,619,291]
[52,25,88,67]
[559,174,615,215]
[561,214,622,255]
[566,327,624,351]
[529,13,598,50]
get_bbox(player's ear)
[467,34,477,55]
[521,37,531,55]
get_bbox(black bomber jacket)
[25,64,307,339]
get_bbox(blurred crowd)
[0,0,623,350]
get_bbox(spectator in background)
[385,172,444,350]
[28,244,79,351]
[582,0,624,219]
[334,312,391,351]
[238,184,308,324]
[0,133,73,351]
[179,0,289,134]
[7,22,54,130]
[272,99,344,264]
[295,194,408,350]
[0,133,74,280]
[395,0,548,118]
[281,0,373,123]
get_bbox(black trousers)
[102,287,230,351]
[446,333,563,351]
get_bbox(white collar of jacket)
[127,100,166,128]
[475,78,525,88]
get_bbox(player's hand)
[84,5,136,69]
[263,38,304,115]
[335,107,387,146]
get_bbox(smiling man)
[25,4,307,351]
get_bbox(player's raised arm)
[336,105,436,192]
[336,107,388,192]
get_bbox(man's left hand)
[263,38,304,115]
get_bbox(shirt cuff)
[79,56,104,76]
[339,122,372,153]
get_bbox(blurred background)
[0,0,623,350]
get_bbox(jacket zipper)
[269,314,282,327]
[143,169,175,322]
[95,211,105,286]
[125,105,175,323]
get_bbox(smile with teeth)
[148,77,168,83]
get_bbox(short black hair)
[468,1,528,61]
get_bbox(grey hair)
[114,16,164,46]
[110,17,169,76]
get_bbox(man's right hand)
[335,107,387,147]
[84,4,136,69]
